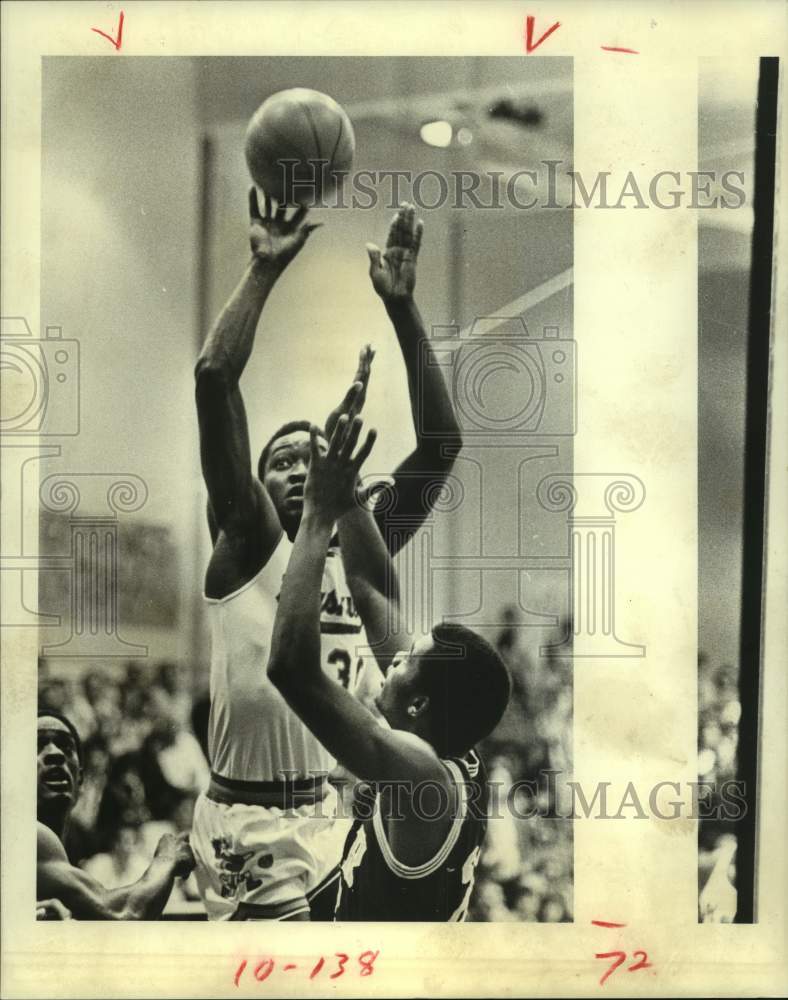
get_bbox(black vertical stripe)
[734,55,779,924]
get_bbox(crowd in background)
[38,608,576,921]
[39,634,743,922]
[697,652,740,920]
[468,610,574,922]
[38,658,210,909]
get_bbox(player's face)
[375,634,436,724]
[262,430,328,533]
[37,717,81,813]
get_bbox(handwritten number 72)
[595,949,652,986]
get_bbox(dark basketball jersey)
[335,750,488,921]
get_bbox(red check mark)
[91,10,124,51]
[524,15,561,53]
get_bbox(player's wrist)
[384,294,418,322]
[383,291,415,307]
[249,253,285,281]
[301,504,335,532]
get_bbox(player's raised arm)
[322,348,405,677]
[37,822,194,921]
[267,417,446,788]
[366,204,463,555]
[194,188,321,591]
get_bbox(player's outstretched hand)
[305,415,376,523]
[154,831,196,879]
[366,203,423,302]
[249,186,322,271]
[324,345,375,441]
[36,898,72,920]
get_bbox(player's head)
[258,421,329,538]
[37,709,83,821]
[376,623,511,757]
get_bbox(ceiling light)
[420,120,453,148]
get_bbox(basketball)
[244,88,356,205]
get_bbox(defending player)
[267,416,511,921]
[36,710,194,919]
[191,192,461,920]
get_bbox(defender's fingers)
[356,346,374,382]
[309,424,323,462]
[328,414,349,456]
[249,187,263,221]
[353,428,378,469]
[339,380,363,416]
[275,202,287,222]
[340,415,363,459]
[339,416,362,462]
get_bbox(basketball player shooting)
[36,710,194,919]
[191,191,461,921]
[268,415,511,921]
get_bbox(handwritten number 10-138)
[234,951,379,985]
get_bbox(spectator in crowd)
[468,610,574,922]
[150,661,194,733]
[82,824,149,889]
[697,651,740,920]
[66,736,111,863]
[139,714,209,821]
[39,629,580,922]
[95,752,152,848]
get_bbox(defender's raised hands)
[249,186,321,271]
[324,344,375,442]
[304,416,377,524]
[366,203,424,302]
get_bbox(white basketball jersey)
[206,533,368,782]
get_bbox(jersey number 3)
[327,648,362,690]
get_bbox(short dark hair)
[37,707,84,767]
[417,622,512,757]
[257,420,315,481]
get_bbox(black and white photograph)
[32,52,576,925]
[1,2,786,998]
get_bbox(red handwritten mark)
[592,923,653,986]
[600,45,639,54]
[358,950,379,977]
[330,953,349,979]
[253,959,274,982]
[309,957,325,980]
[628,951,653,973]
[283,964,297,971]
[91,10,124,51]
[234,960,247,987]
[524,15,561,53]
[596,951,627,987]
